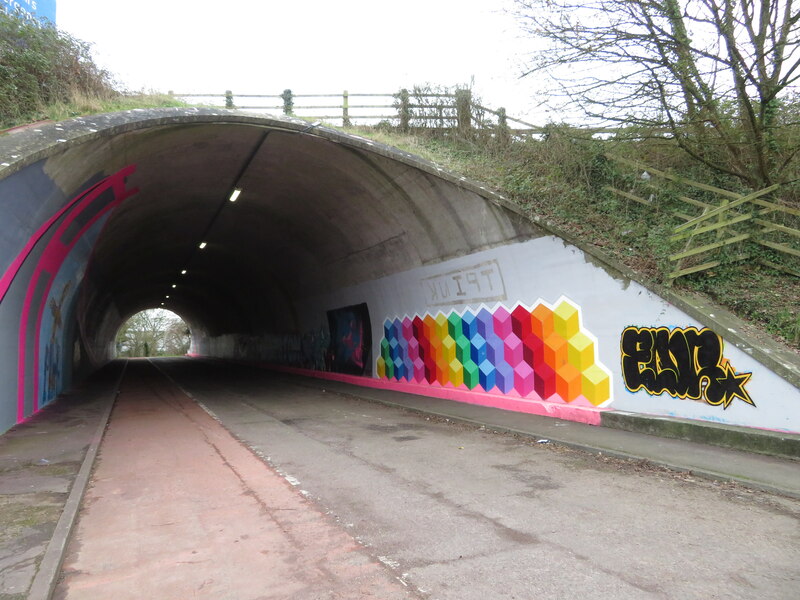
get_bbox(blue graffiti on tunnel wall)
[38,215,109,408]
[5,165,138,422]
[327,303,371,376]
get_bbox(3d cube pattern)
[376,300,611,406]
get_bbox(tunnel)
[1,107,797,436]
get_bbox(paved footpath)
[0,363,124,600]
[1,357,799,599]
[157,358,800,600]
[53,360,414,600]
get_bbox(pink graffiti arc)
[16,166,138,421]
[0,179,107,304]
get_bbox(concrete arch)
[1,108,797,435]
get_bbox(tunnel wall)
[0,109,798,436]
[196,235,800,433]
[223,236,795,433]
[0,161,135,430]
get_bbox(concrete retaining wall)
[277,237,799,432]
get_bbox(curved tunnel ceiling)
[0,108,535,358]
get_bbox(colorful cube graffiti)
[376,298,612,407]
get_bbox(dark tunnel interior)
[0,109,532,431]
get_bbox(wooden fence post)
[225,90,234,109]
[497,107,510,145]
[455,88,472,135]
[282,89,294,115]
[399,88,410,133]
[343,90,351,127]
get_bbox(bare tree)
[163,319,191,356]
[512,0,800,192]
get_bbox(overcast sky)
[56,0,546,122]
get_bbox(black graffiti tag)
[620,326,754,409]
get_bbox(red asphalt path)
[54,360,414,600]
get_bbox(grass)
[346,125,800,352]
[0,10,188,130]
[2,92,189,130]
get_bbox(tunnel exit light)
[199,242,207,249]
[229,188,242,202]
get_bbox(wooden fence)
[169,88,541,133]
[603,155,800,282]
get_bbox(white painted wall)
[296,235,800,433]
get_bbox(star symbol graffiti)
[716,364,754,409]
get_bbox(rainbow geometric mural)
[376,298,612,407]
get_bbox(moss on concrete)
[602,411,800,459]
[0,494,63,544]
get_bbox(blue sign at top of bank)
[2,0,57,25]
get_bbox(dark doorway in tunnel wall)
[327,303,372,376]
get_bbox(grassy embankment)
[346,124,799,351]
[0,10,184,129]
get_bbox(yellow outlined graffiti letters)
[620,326,754,409]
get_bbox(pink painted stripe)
[0,180,105,304]
[259,363,607,426]
[16,167,138,421]
[32,187,130,409]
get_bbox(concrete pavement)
[0,362,122,600]
[0,357,798,599]
[284,372,800,498]
[53,360,415,600]
[161,358,800,600]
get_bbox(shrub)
[0,9,115,127]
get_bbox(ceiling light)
[165,295,170,299]
[172,284,177,288]
[229,188,242,202]
[199,242,207,249]
[181,269,187,275]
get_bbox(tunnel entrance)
[1,108,795,436]
[115,309,191,358]
[0,108,535,432]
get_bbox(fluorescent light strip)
[198,242,207,249]
[229,188,242,202]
